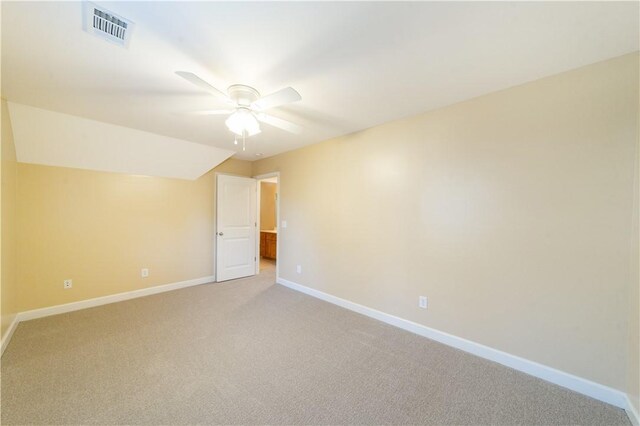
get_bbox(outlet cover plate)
[419,296,428,309]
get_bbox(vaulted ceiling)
[2,1,638,161]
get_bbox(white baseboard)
[627,395,640,426]
[1,314,19,355]
[277,277,628,410]
[1,275,215,356]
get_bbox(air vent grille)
[93,9,128,41]
[83,2,134,47]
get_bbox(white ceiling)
[2,1,638,161]
[9,102,234,180]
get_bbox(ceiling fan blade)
[252,87,301,111]
[175,71,231,102]
[186,109,234,115]
[256,113,302,134]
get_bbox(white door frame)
[214,172,258,282]
[254,172,280,278]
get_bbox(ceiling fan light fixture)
[176,72,302,137]
[225,108,261,136]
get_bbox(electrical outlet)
[296,265,302,274]
[419,296,428,309]
[281,220,287,229]
[63,279,73,289]
[141,268,149,278]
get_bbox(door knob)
[218,232,224,236]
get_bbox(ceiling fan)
[176,71,302,137]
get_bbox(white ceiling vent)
[83,2,134,48]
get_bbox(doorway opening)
[255,173,279,278]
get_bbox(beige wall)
[254,53,639,392]
[15,158,251,312]
[1,98,19,337]
[260,182,277,231]
[629,86,640,414]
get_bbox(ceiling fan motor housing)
[227,84,260,107]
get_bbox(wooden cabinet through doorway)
[260,231,277,260]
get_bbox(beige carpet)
[1,265,630,425]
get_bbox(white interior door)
[216,174,257,282]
